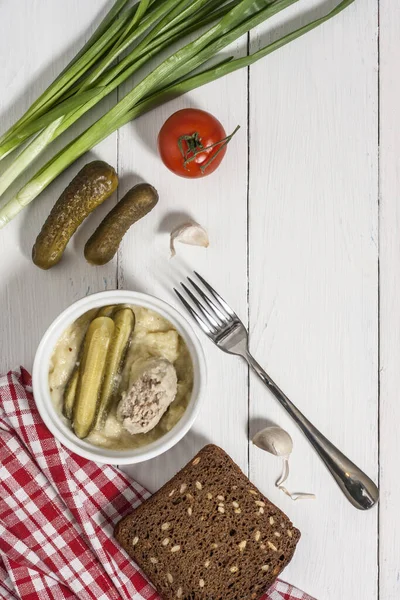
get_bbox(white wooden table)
[0,1,398,598]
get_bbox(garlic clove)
[253,425,315,501]
[170,222,209,257]
[252,426,293,458]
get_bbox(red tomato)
[158,108,233,178]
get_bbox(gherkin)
[84,183,158,265]
[32,161,118,269]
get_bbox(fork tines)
[174,272,236,336]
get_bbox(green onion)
[0,119,66,200]
[76,0,192,93]
[0,0,355,228]
[88,0,235,91]
[0,88,102,162]
[67,0,132,66]
[114,0,152,49]
[137,0,356,114]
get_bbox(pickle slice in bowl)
[63,368,79,420]
[94,307,135,430]
[97,305,117,318]
[73,316,115,439]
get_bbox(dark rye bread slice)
[114,444,300,600]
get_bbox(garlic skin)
[252,426,293,458]
[252,425,315,501]
[170,222,209,257]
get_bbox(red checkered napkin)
[0,368,316,600]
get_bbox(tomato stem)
[177,124,240,172]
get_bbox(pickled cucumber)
[63,368,79,420]
[94,307,135,430]
[32,161,118,270]
[97,304,117,317]
[63,306,115,420]
[72,316,115,439]
[84,183,158,266]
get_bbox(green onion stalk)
[0,0,355,228]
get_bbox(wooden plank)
[0,0,118,372]
[117,39,249,492]
[379,1,400,598]
[248,1,378,598]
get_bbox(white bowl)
[33,290,206,465]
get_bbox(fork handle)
[245,352,379,510]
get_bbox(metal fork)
[175,272,379,510]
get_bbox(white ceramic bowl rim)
[32,290,206,465]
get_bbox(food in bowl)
[48,304,194,450]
